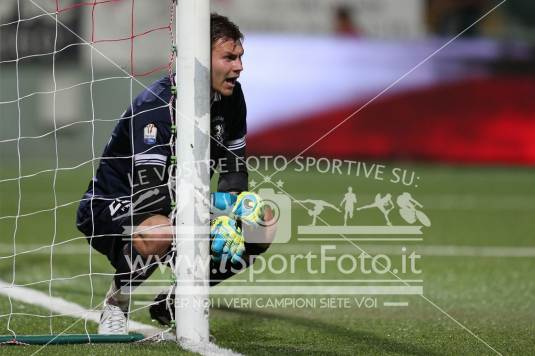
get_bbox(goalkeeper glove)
[211,192,237,215]
[231,191,265,226]
[210,216,245,264]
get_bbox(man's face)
[211,38,244,96]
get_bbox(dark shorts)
[76,197,152,269]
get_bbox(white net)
[0,0,177,343]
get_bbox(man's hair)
[211,13,243,45]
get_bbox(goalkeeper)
[76,14,273,335]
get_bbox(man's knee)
[132,215,172,258]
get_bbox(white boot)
[98,302,128,335]
[98,281,129,335]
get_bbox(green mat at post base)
[0,333,146,345]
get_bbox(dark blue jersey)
[82,76,248,205]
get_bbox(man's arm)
[217,81,248,193]
[217,139,248,192]
[130,108,172,219]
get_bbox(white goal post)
[174,0,211,345]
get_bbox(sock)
[113,242,161,301]
[105,280,130,312]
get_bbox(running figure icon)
[339,186,357,226]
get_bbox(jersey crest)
[144,123,157,144]
[212,116,225,143]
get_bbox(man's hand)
[231,191,265,226]
[211,192,237,214]
[210,216,245,264]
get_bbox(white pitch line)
[270,244,535,258]
[413,245,535,258]
[0,279,169,338]
[2,244,535,258]
[0,279,241,356]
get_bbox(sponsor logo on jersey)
[144,123,157,144]
[109,198,130,217]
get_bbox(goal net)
[0,0,210,347]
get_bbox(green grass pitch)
[0,161,534,355]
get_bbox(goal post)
[174,0,211,345]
